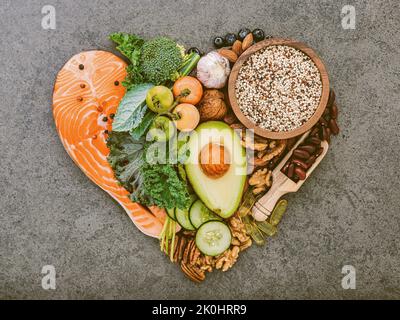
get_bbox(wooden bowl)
[228,38,330,139]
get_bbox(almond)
[232,40,243,56]
[242,33,254,51]
[218,49,238,63]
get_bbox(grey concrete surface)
[0,0,399,299]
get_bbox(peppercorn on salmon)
[52,50,163,238]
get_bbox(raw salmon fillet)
[53,50,163,238]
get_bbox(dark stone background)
[1,0,399,299]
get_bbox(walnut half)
[249,168,272,195]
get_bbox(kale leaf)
[109,32,145,90]
[112,83,153,132]
[130,163,191,210]
[106,131,144,193]
[107,131,191,210]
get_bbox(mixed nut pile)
[165,213,251,282]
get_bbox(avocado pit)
[199,143,230,179]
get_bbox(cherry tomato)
[173,76,203,105]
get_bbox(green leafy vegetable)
[130,110,156,140]
[106,131,145,193]
[140,37,184,85]
[107,132,191,210]
[109,33,144,62]
[123,64,145,90]
[109,33,145,90]
[177,52,201,78]
[130,163,191,210]
[110,32,201,90]
[107,33,201,211]
[112,83,153,132]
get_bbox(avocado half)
[185,121,247,218]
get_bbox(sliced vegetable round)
[187,47,202,56]
[166,207,176,221]
[175,208,195,230]
[195,221,231,256]
[189,199,222,229]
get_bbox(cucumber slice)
[175,195,197,230]
[166,207,176,221]
[195,221,231,256]
[175,207,195,230]
[189,199,221,229]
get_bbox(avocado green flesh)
[185,121,247,219]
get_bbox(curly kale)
[109,33,144,62]
[107,131,191,210]
[109,33,145,90]
[140,37,183,85]
[106,131,145,193]
[130,163,191,210]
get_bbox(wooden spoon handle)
[252,175,288,221]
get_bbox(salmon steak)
[52,50,165,238]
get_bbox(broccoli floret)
[140,37,183,85]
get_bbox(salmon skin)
[53,50,163,238]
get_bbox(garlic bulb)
[196,51,230,89]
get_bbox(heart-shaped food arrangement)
[53,29,340,282]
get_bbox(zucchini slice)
[189,199,221,229]
[175,207,195,231]
[195,221,231,256]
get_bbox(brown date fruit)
[293,149,310,160]
[294,166,306,180]
[306,136,322,145]
[330,103,338,119]
[329,118,339,135]
[287,163,295,179]
[327,89,335,109]
[297,145,316,155]
[292,159,308,170]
